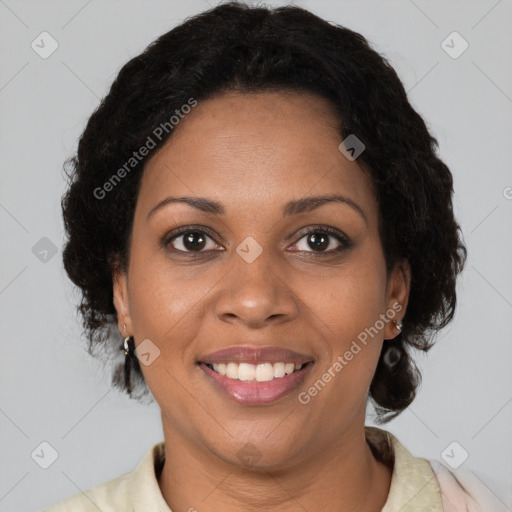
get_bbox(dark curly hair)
[61,2,467,422]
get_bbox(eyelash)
[162,225,351,258]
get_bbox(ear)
[113,267,133,337]
[383,258,411,340]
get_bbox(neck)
[158,422,392,512]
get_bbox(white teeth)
[255,363,274,382]
[273,362,286,378]
[226,362,238,379]
[238,362,255,381]
[213,363,226,375]
[207,361,306,381]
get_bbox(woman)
[47,3,499,511]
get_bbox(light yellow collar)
[128,426,444,512]
[365,426,444,511]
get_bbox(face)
[113,90,410,469]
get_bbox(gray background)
[1,0,511,510]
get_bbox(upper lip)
[199,345,314,365]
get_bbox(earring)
[122,333,133,395]
[122,323,131,355]
[393,319,403,333]
[124,336,131,355]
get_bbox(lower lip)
[199,362,314,405]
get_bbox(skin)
[113,90,411,511]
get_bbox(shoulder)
[365,426,508,512]
[44,471,131,511]
[366,426,445,511]
[44,441,168,512]
[428,458,510,512]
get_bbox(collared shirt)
[44,426,506,511]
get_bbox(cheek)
[126,251,206,378]
[319,264,386,335]
[126,261,207,413]
[128,246,201,333]
[313,263,386,388]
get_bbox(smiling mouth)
[203,361,312,382]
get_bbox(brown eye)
[167,229,219,252]
[290,227,350,255]
[305,232,330,251]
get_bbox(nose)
[214,250,300,329]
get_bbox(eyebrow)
[146,194,368,226]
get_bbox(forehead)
[137,91,378,225]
